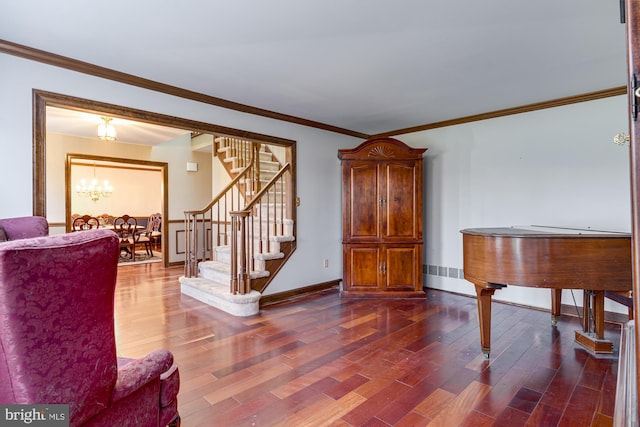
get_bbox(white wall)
[0,51,631,307]
[401,95,631,313]
[0,53,359,295]
[45,132,212,230]
[48,133,159,220]
[71,164,161,218]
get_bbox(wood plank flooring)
[113,263,623,426]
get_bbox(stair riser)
[214,241,282,264]
[214,228,293,246]
[259,161,280,171]
[199,265,230,283]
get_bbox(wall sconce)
[613,132,630,146]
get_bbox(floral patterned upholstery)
[0,228,180,426]
[0,216,49,241]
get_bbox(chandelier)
[76,163,113,202]
[97,116,117,141]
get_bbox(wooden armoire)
[338,137,427,298]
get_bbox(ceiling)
[0,1,630,140]
[46,107,191,146]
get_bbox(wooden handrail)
[227,164,292,293]
[184,138,294,295]
[244,163,291,210]
[184,140,258,277]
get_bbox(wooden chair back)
[113,215,137,241]
[72,215,100,231]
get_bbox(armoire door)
[344,160,380,242]
[382,160,422,241]
[343,244,381,291]
[384,244,421,291]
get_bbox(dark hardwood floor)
[114,263,623,426]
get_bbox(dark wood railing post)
[184,212,198,277]
[230,210,251,294]
[254,143,262,194]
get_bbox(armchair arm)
[134,229,151,240]
[112,349,174,404]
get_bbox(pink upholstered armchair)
[0,228,180,426]
[0,215,49,241]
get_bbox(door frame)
[625,0,640,415]
[32,90,297,267]
[66,153,168,266]
[32,89,297,216]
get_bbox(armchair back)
[0,229,120,425]
[0,216,48,241]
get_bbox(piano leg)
[474,282,505,358]
[574,290,613,354]
[592,290,606,340]
[550,289,562,326]
[581,290,606,339]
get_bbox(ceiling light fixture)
[97,116,117,141]
[76,162,113,202]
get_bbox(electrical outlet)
[323,259,329,268]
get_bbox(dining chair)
[72,215,100,231]
[135,222,154,257]
[97,213,115,227]
[142,213,162,252]
[113,215,138,261]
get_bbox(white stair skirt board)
[179,276,261,317]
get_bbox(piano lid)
[460,225,631,238]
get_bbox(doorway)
[66,154,167,265]
[33,90,297,268]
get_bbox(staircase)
[180,137,296,316]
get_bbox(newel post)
[230,210,251,294]
[184,212,198,278]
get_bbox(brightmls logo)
[0,405,68,426]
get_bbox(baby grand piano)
[461,226,632,357]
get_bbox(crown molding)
[0,39,370,140]
[2,39,626,141]
[370,86,628,138]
